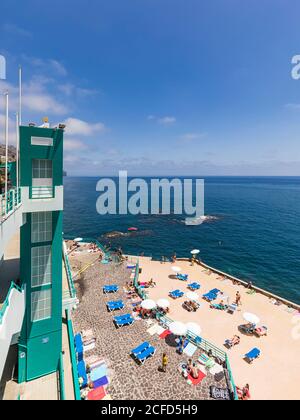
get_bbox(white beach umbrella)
[169,321,188,336]
[172,266,182,273]
[186,292,199,301]
[157,299,170,309]
[243,312,260,325]
[186,322,202,336]
[191,249,200,255]
[141,299,157,310]
[74,237,83,242]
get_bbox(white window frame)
[31,212,52,243]
[31,289,52,322]
[31,245,52,288]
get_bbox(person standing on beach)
[162,353,168,372]
[235,292,242,306]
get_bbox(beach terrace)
[139,257,300,400]
[68,244,230,400]
[67,240,300,401]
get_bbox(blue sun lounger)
[103,285,119,294]
[77,360,88,388]
[135,346,156,364]
[203,288,220,302]
[244,348,260,363]
[169,289,184,299]
[114,313,134,328]
[74,333,83,354]
[131,342,151,357]
[107,300,124,312]
[188,282,201,290]
[177,273,188,281]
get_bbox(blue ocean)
[64,176,300,304]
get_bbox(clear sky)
[1,0,300,176]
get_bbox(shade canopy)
[156,299,170,309]
[191,249,200,255]
[172,266,182,273]
[186,322,202,336]
[243,312,260,325]
[74,237,83,242]
[169,321,187,336]
[141,299,157,310]
[186,292,199,301]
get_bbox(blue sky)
[1,0,300,175]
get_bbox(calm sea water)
[64,176,300,304]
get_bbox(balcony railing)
[30,186,55,199]
[0,281,23,325]
[0,188,22,220]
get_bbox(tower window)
[31,289,52,322]
[32,159,53,179]
[31,245,52,288]
[31,212,52,243]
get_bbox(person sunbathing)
[237,384,251,400]
[190,363,199,379]
[225,335,240,348]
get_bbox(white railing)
[0,188,21,221]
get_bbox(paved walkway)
[71,258,227,400]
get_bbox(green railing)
[0,187,21,218]
[58,353,66,400]
[0,282,23,325]
[63,245,76,299]
[132,259,148,300]
[225,354,238,400]
[30,186,55,199]
[66,310,81,400]
[157,313,237,400]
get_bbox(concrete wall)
[0,205,23,261]
[20,186,63,213]
[0,287,25,379]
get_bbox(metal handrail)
[66,310,81,400]
[0,281,23,325]
[0,187,21,219]
[63,243,76,299]
[30,186,55,199]
[58,353,66,400]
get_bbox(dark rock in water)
[103,231,126,238]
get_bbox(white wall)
[21,186,63,213]
[0,287,25,379]
[0,205,23,261]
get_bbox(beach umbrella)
[243,312,260,325]
[186,322,202,336]
[157,299,170,309]
[169,321,188,336]
[172,266,182,273]
[141,299,157,310]
[186,292,199,301]
[74,237,83,242]
[191,249,200,255]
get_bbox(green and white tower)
[18,124,64,382]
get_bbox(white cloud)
[180,132,207,142]
[285,103,300,110]
[63,118,106,136]
[64,138,87,151]
[147,115,176,125]
[2,23,32,38]
[22,55,67,77]
[23,93,68,115]
[158,116,176,125]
